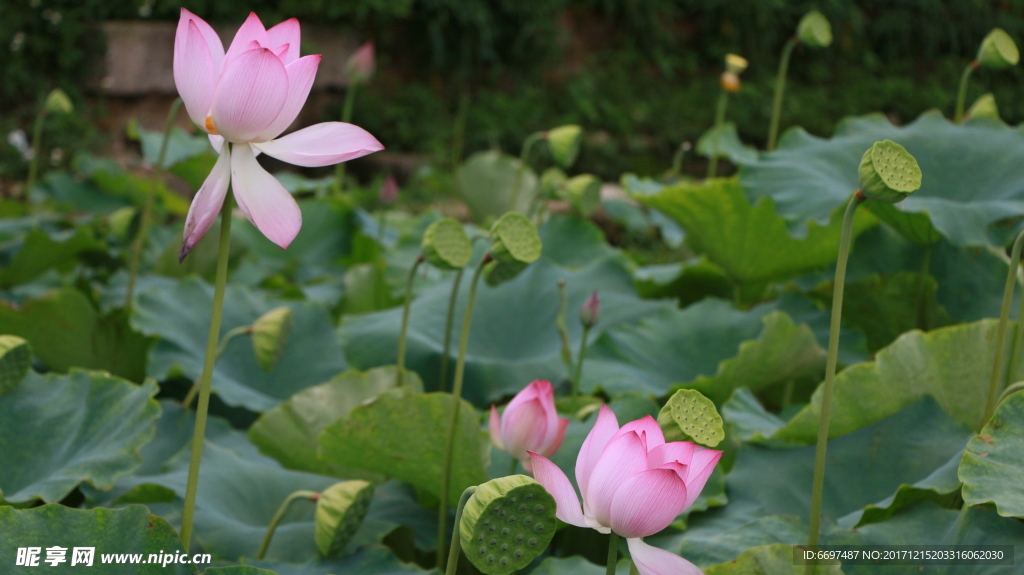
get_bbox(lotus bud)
[725,54,748,75]
[966,93,1000,121]
[251,306,294,372]
[488,212,542,266]
[579,291,600,329]
[489,380,569,470]
[545,124,583,169]
[314,480,375,558]
[43,89,73,115]
[560,174,602,217]
[720,71,741,93]
[379,174,399,205]
[857,140,922,204]
[0,335,31,396]
[797,10,832,48]
[346,41,376,84]
[108,207,137,243]
[421,218,472,271]
[539,167,567,199]
[459,475,557,575]
[977,28,1019,69]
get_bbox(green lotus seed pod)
[546,125,583,169]
[108,207,137,242]
[967,93,1000,121]
[560,174,602,217]
[977,28,1019,69]
[421,218,472,271]
[857,140,922,204]
[0,335,31,396]
[725,54,748,75]
[460,475,557,575]
[314,480,375,558]
[657,389,724,447]
[488,213,542,266]
[796,10,832,48]
[43,89,73,115]
[482,258,529,287]
[251,306,293,372]
[539,167,568,199]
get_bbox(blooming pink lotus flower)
[490,380,569,472]
[530,406,722,575]
[346,41,376,84]
[173,10,384,259]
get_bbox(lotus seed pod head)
[314,480,375,558]
[966,93,1000,121]
[379,174,399,205]
[421,218,472,271]
[539,166,568,199]
[977,28,1019,69]
[460,475,558,575]
[579,291,600,329]
[545,124,583,169]
[108,206,137,243]
[251,306,294,372]
[483,258,529,287]
[561,174,602,217]
[0,335,32,396]
[489,212,542,265]
[857,140,922,204]
[797,10,833,48]
[43,89,73,115]
[346,41,376,84]
[724,53,748,75]
[720,71,741,93]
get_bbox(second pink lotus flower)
[490,380,569,472]
[173,10,384,259]
[530,405,722,575]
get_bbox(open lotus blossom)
[173,9,384,260]
[530,406,722,575]
[490,380,569,472]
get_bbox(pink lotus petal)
[541,417,570,458]
[223,12,268,72]
[252,122,383,167]
[647,442,696,475]
[608,469,688,538]
[613,416,665,452]
[682,448,723,509]
[529,452,586,528]
[209,134,225,152]
[211,47,289,142]
[501,397,549,461]
[180,141,231,261]
[575,405,619,503]
[504,380,543,414]
[585,431,648,528]
[177,9,224,72]
[272,43,290,60]
[267,18,300,65]
[174,20,218,130]
[489,405,505,451]
[627,538,704,575]
[230,143,301,249]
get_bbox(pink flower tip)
[346,41,376,84]
[379,174,399,204]
[580,290,600,328]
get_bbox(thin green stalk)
[572,325,592,399]
[397,256,425,387]
[179,191,235,550]
[508,458,518,477]
[556,280,573,376]
[985,230,1024,422]
[438,268,465,391]
[182,324,251,408]
[767,37,798,151]
[509,132,544,212]
[25,109,47,196]
[805,193,864,572]
[437,256,489,571]
[668,142,690,178]
[707,91,730,179]
[334,84,359,192]
[126,97,183,309]
[256,490,318,560]
[443,487,478,575]
[606,532,620,575]
[954,61,978,123]
[373,210,389,311]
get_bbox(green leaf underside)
[959,390,1024,518]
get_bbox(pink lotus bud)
[346,41,375,85]
[579,290,599,329]
[489,380,569,472]
[379,174,399,205]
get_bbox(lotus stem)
[954,60,978,123]
[707,91,729,179]
[509,132,544,212]
[179,190,235,550]
[668,142,690,178]
[397,256,425,387]
[126,97,183,309]
[805,192,865,572]
[572,325,592,399]
[606,532,620,575]
[256,490,318,560]
[508,458,518,477]
[181,324,252,409]
[25,107,47,197]
[556,280,573,377]
[986,230,1024,422]
[443,486,477,575]
[439,267,465,391]
[767,37,798,151]
[334,84,359,192]
[437,254,489,571]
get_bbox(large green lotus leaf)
[776,319,1014,443]
[0,504,192,575]
[0,369,160,504]
[318,388,489,504]
[340,216,669,405]
[529,556,632,575]
[0,227,105,288]
[838,451,961,528]
[132,277,346,412]
[136,124,211,169]
[42,170,131,214]
[583,299,824,400]
[705,543,843,575]
[720,388,787,443]
[636,179,876,285]
[248,366,423,478]
[0,289,151,381]
[457,150,538,219]
[652,515,806,569]
[203,568,277,575]
[696,122,759,165]
[632,259,733,307]
[741,110,1024,247]
[245,545,431,575]
[960,390,1024,518]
